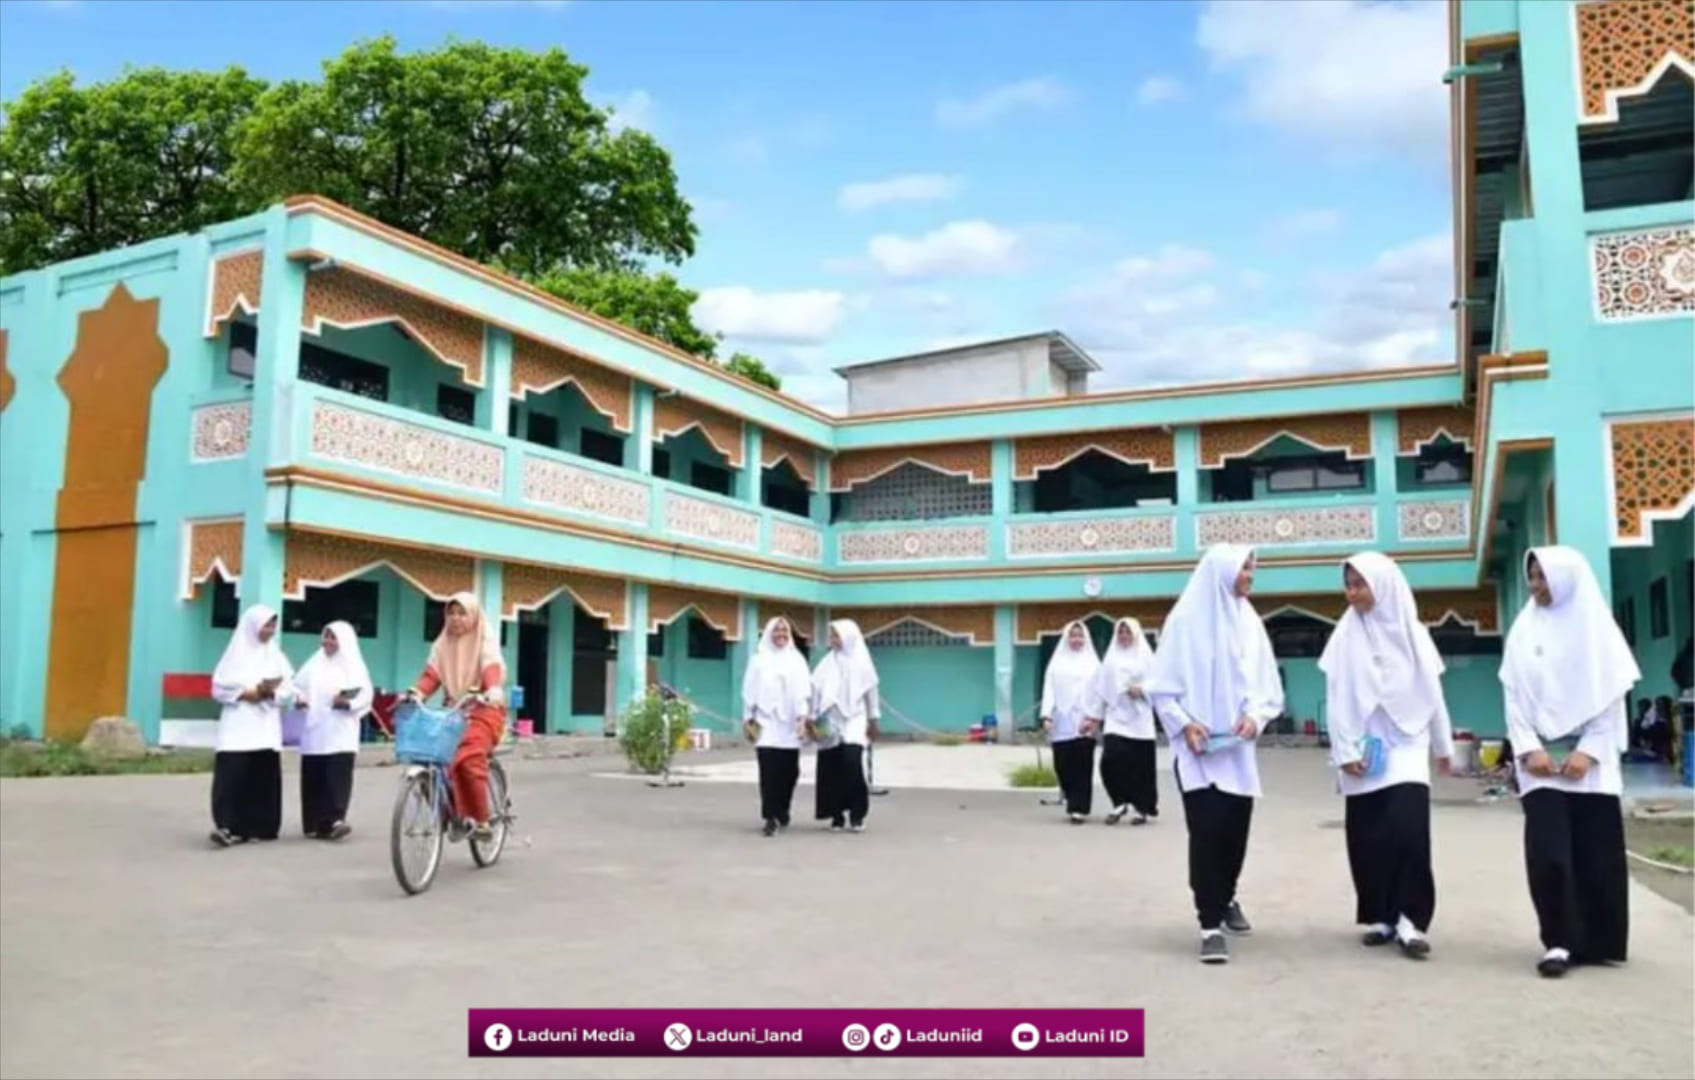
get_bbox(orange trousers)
[450,708,504,823]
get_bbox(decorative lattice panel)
[1397,406,1476,454]
[205,250,263,336]
[501,563,627,627]
[1610,415,1695,542]
[834,462,992,522]
[655,395,744,467]
[510,336,633,432]
[1590,225,1695,321]
[1013,428,1175,479]
[1015,602,1168,644]
[832,442,992,490]
[866,620,970,648]
[836,606,996,645]
[647,585,741,639]
[283,532,475,601]
[182,519,244,597]
[1198,413,1371,468]
[1574,0,1695,123]
[302,266,485,385]
[761,430,818,487]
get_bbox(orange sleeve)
[415,667,441,697]
[479,663,504,693]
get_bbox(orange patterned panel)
[1198,413,1371,468]
[184,520,244,597]
[761,429,818,487]
[836,605,996,645]
[1254,594,1350,625]
[1015,602,1168,644]
[1575,0,1695,123]
[831,442,992,490]
[303,266,485,385]
[511,336,633,432]
[205,250,263,336]
[501,562,628,627]
[756,605,816,643]
[1420,588,1501,634]
[283,532,475,601]
[1014,429,1175,479]
[647,585,742,639]
[1397,406,1476,454]
[1611,416,1695,541]
[654,394,745,468]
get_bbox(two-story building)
[1,0,1690,747]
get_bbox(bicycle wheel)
[391,769,445,895]
[470,760,510,868]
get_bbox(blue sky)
[0,0,1455,410]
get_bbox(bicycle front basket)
[393,703,468,765]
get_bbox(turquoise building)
[1,0,1690,747]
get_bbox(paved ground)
[2,748,1691,1080]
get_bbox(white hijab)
[213,604,293,690]
[1094,617,1154,702]
[1042,621,1102,717]
[1500,546,1640,743]
[1147,545,1281,732]
[1318,553,1446,742]
[294,621,374,713]
[742,617,812,719]
[814,619,879,717]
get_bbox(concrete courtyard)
[1,746,1691,1080]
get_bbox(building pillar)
[627,384,656,473]
[476,327,513,436]
[1174,426,1200,558]
[740,424,764,503]
[810,451,832,524]
[990,438,1013,560]
[1370,411,1399,547]
[994,604,1017,733]
[614,582,650,724]
[728,598,760,727]
[240,219,306,611]
[548,593,576,734]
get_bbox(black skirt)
[210,749,282,841]
[1344,782,1435,932]
[1051,737,1096,816]
[1100,734,1158,816]
[756,747,800,825]
[816,743,869,825]
[1522,789,1629,962]
[300,752,356,836]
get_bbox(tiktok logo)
[484,1023,513,1052]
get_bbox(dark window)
[1617,598,1637,646]
[437,384,476,426]
[1429,618,1505,656]
[647,630,665,657]
[580,427,624,467]
[228,321,257,380]
[1265,456,1366,492]
[299,341,390,401]
[690,461,734,496]
[284,580,379,639]
[686,616,728,660]
[652,448,672,479]
[574,608,614,653]
[508,403,520,434]
[526,411,560,449]
[1212,461,1254,502]
[1414,443,1473,485]
[1264,614,1331,658]
[209,579,240,629]
[1651,578,1670,638]
[763,476,811,517]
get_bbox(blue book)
[1201,733,1244,754]
[1359,735,1386,778]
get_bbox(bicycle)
[388,700,516,896]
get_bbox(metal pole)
[868,740,889,796]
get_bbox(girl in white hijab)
[811,619,881,833]
[1042,620,1103,824]
[293,621,374,841]
[1318,553,1454,959]
[741,617,813,837]
[1089,617,1159,825]
[209,604,296,847]
[1500,546,1639,978]
[1148,545,1284,964]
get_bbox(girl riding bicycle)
[403,591,507,842]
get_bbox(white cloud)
[1265,207,1345,240]
[603,90,655,134]
[838,173,964,213]
[1064,232,1451,387]
[1196,0,1447,160]
[1135,76,1185,106]
[693,287,848,345]
[866,220,1024,279]
[935,77,1071,129]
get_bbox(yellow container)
[1479,741,1502,770]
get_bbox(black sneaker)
[761,820,777,838]
[1131,812,1150,826]
[1200,933,1230,965]
[1224,902,1253,936]
[1068,812,1086,825]
[1399,936,1431,960]
[1361,925,1395,947]
[209,829,235,848]
[327,822,352,841]
[1537,952,1570,978]
[1105,805,1129,826]
[830,817,845,832]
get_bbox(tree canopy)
[1,39,783,390]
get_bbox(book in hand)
[1201,733,1244,754]
[1355,735,1386,778]
[1541,736,1581,767]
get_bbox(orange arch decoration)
[510,336,634,433]
[654,395,744,468]
[501,562,628,628]
[204,249,264,336]
[1609,415,1695,543]
[1198,414,1371,468]
[1397,406,1476,454]
[1013,429,1175,480]
[761,430,819,487]
[831,442,992,491]
[282,531,476,601]
[1015,602,1167,645]
[1574,0,1695,124]
[302,266,486,385]
[46,284,169,740]
[182,519,245,599]
[836,605,996,645]
[647,585,742,640]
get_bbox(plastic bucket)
[514,719,535,739]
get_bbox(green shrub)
[929,733,966,747]
[0,739,213,778]
[1007,762,1058,789]
[618,692,694,775]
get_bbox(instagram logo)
[842,1024,871,1052]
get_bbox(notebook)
[1358,735,1386,778]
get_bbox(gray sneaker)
[1224,901,1253,936]
[1200,933,1230,965]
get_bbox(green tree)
[532,267,719,358]
[1,67,265,271]
[723,351,782,391]
[235,37,695,277]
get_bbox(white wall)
[845,340,1056,414]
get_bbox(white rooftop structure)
[835,331,1101,415]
